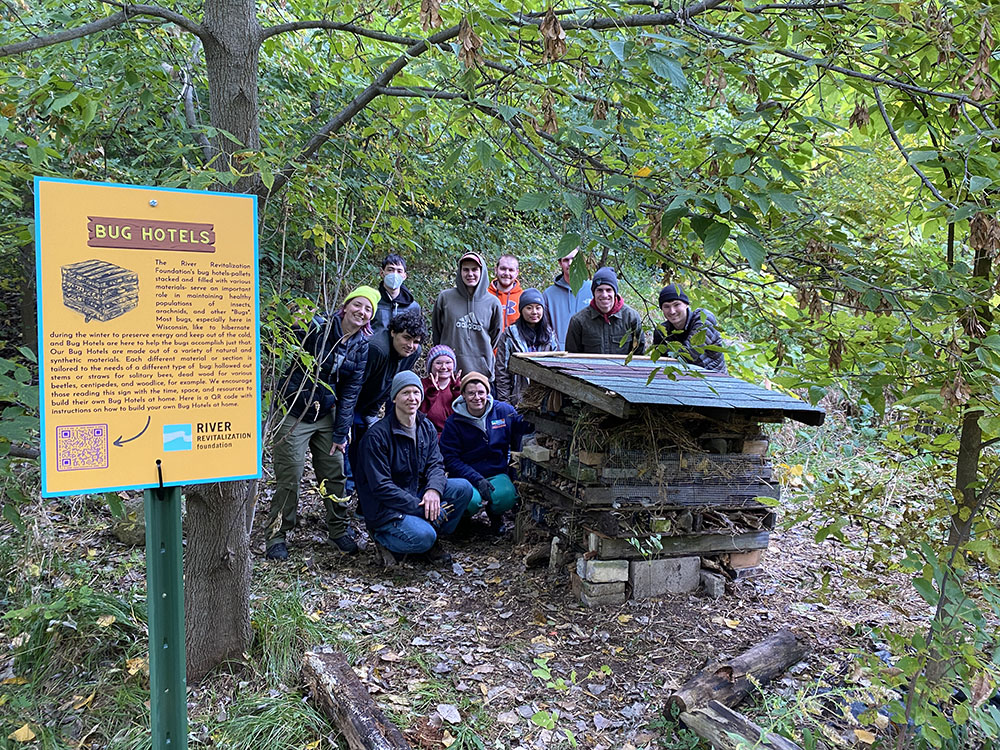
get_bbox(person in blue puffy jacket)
[439,372,532,532]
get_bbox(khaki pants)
[266,411,348,548]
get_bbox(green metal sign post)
[144,482,188,749]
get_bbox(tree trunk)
[680,701,803,750]
[948,212,996,547]
[303,651,411,750]
[202,0,262,193]
[184,480,254,682]
[19,241,36,353]
[178,0,263,683]
[666,629,807,714]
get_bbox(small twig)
[873,87,957,209]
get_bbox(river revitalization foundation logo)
[163,424,193,451]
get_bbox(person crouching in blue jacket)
[357,371,473,564]
[439,372,532,533]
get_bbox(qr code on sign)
[55,424,109,471]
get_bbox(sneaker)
[329,532,359,555]
[265,542,289,560]
[424,541,452,565]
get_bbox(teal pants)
[267,411,349,549]
[467,474,518,517]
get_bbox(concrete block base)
[629,556,700,599]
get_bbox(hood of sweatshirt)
[455,252,491,301]
[378,281,416,306]
[452,394,494,435]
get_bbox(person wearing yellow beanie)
[266,285,375,561]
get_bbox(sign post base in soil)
[144,485,187,749]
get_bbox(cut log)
[666,629,807,714]
[302,651,410,750]
[680,701,803,750]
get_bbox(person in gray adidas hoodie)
[431,251,503,378]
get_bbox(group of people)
[264,247,727,564]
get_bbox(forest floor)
[236,496,922,750]
[1,461,930,750]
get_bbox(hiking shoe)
[329,532,359,555]
[424,541,452,565]
[265,542,289,560]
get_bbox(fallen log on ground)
[303,650,410,750]
[666,629,806,714]
[680,700,803,750]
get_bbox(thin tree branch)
[0,4,204,57]
[180,37,215,163]
[688,21,993,110]
[100,2,206,38]
[873,87,957,209]
[271,22,464,194]
[376,86,465,99]
[259,19,419,46]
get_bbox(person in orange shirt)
[488,254,523,330]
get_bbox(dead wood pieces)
[679,701,803,750]
[303,651,410,750]
[666,629,807,714]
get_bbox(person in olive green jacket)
[565,267,645,355]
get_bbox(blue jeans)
[372,479,473,554]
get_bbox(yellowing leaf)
[633,167,652,177]
[126,657,149,676]
[1,676,28,685]
[724,618,741,628]
[73,692,96,710]
[442,730,456,748]
[306,611,321,622]
[304,741,321,749]
[618,614,633,623]
[8,724,36,742]
[854,729,876,744]
[97,615,116,627]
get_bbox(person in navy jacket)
[439,372,532,531]
[357,371,473,563]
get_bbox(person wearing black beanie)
[494,288,559,405]
[654,284,727,373]
[564,267,646,355]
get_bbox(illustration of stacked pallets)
[61,259,139,322]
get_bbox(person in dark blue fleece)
[439,372,532,531]
[357,371,473,564]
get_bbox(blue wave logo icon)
[163,424,193,452]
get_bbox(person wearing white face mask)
[371,253,421,336]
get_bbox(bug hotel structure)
[509,352,825,606]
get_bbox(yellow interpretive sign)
[35,177,261,497]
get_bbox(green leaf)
[808,385,826,405]
[50,91,80,111]
[442,143,465,171]
[660,207,687,234]
[2,503,24,533]
[531,711,556,729]
[564,192,584,219]
[609,40,626,62]
[769,191,798,213]
[733,156,751,174]
[736,235,766,270]
[105,492,125,519]
[555,232,581,257]
[81,97,99,127]
[907,150,938,165]
[647,51,689,91]
[515,192,551,211]
[569,253,589,294]
[703,221,730,255]
[913,576,938,606]
[969,175,992,192]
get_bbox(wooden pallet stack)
[506,353,826,607]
